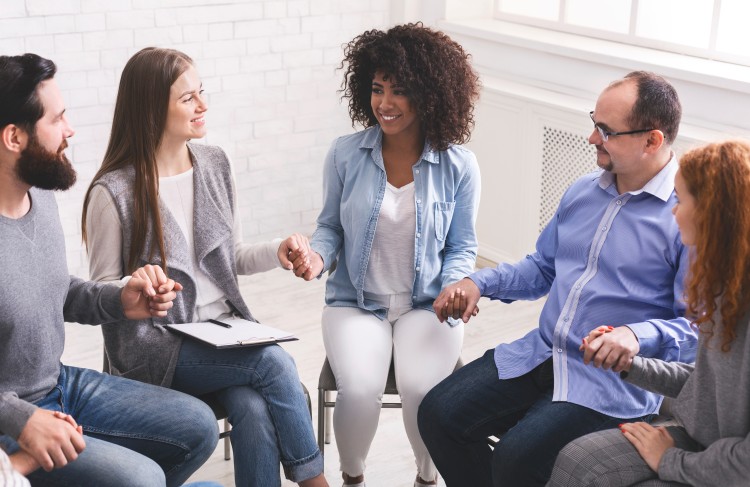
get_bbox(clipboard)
[166,317,298,349]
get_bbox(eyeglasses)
[589,111,655,142]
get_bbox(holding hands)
[123,264,183,320]
[278,233,324,281]
[580,324,639,372]
[433,278,481,323]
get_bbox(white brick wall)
[0,0,391,278]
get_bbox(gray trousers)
[546,425,700,486]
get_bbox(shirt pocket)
[434,201,456,242]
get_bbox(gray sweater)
[93,143,255,387]
[625,311,750,486]
[0,189,123,439]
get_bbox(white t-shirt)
[158,169,229,321]
[364,181,416,295]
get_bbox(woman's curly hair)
[680,140,750,351]
[339,22,480,151]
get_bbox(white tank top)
[364,181,416,295]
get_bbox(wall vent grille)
[539,126,598,232]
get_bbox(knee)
[260,345,299,378]
[182,395,220,450]
[128,457,167,487]
[417,387,452,441]
[92,453,166,487]
[546,439,600,487]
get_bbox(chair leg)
[324,390,333,445]
[317,388,326,455]
[223,419,231,461]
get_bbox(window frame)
[494,0,750,67]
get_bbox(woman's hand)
[579,325,614,351]
[122,264,183,319]
[621,422,675,472]
[278,233,311,271]
[433,278,481,323]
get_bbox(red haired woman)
[548,140,750,486]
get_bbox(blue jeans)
[0,365,218,487]
[418,350,653,487]
[171,341,322,487]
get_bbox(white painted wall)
[0,0,390,278]
[443,16,750,263]
[395,0,750,263]
[6,0,750,273]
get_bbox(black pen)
[208,319,232,329]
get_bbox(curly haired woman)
[285,23,481,487]
[548,140,750,486]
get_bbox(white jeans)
[322,296,464,480]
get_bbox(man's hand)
[433,278,481,323]
[582,325,639,372]
[621,422,674,471]
[123,264,183,319]
[17,409,85,472]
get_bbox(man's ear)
[0,124,29,153]
[644,129,665,154]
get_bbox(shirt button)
[417,199,421,204]
[412,295,417,299]
[557,348,563,353]
[616,200,622,205]
[416,267,421,272]
[417,232,421,238]
[576,285,581,289]
[415,169,420,174]
[602,226,607,231]
[563,317,569,322]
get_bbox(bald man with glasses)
[418,71,697,487]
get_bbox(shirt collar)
[598,152,677,202]
[360,125,439,165]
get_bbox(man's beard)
[16,134,77,191]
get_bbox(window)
[495,0,750,66]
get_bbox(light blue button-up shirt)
[311,126,481,321]
[470,157,698,418]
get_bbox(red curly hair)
[680,140,750,351]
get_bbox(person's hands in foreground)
[278,233,311,272]
[433,278,480,323]
[581,325,639,373]
[621,422,674,472]
[17,410,84,472]
[123,264,183,319]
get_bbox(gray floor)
[62,266,544,487]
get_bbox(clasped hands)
[433,278,480,323]
[581,324,673,472]
[277,233,323,281]
[123,264,183,320]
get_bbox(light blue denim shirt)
[311,126,480,322]
[470,156,698,418]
